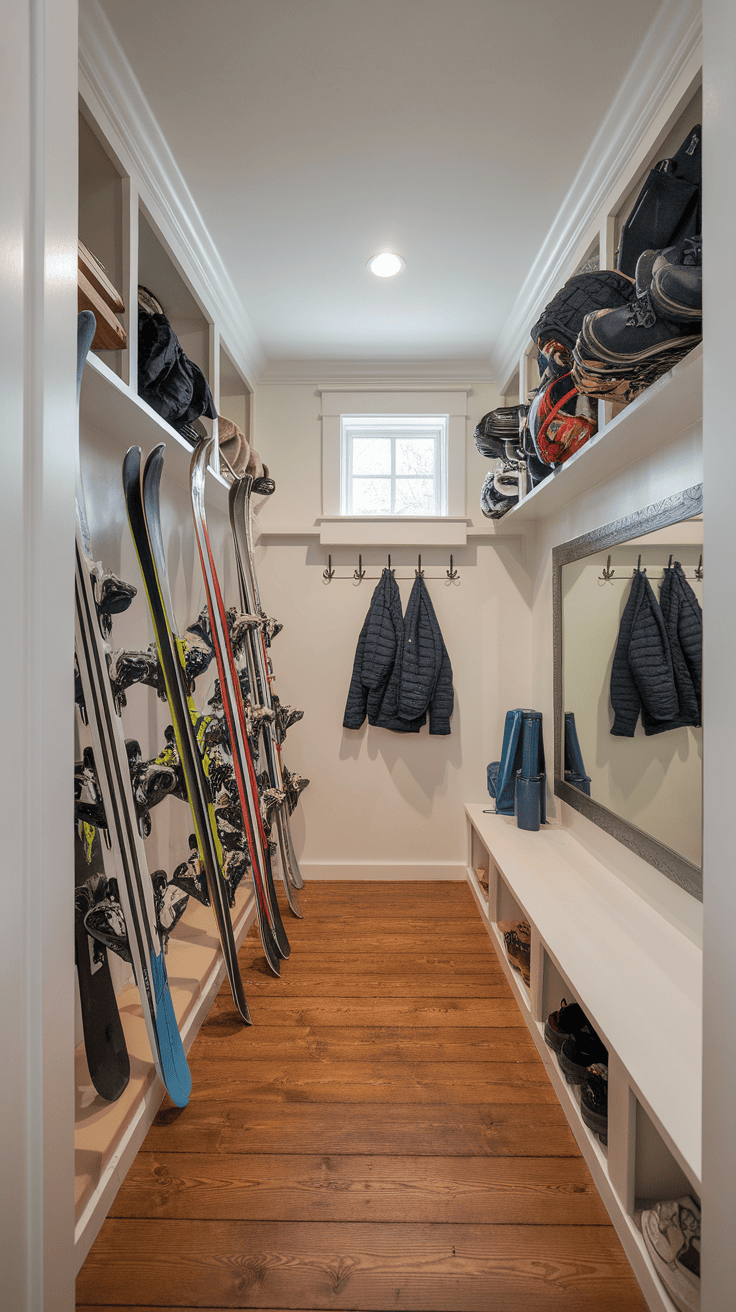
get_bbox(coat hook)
[353,554,366,581]
[323,554,335,582]
[387,554,394,576]
[415,554,424,578]
[446,554,459,581]
[600,554,615,582]
[668,554,673,569]
[695,553,703,580]
[635,554,642,573]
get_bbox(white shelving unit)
[465,804,701,1312]
[73,82,270,1268]
[491,69,702,528]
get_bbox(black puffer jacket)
[398,575,454,734]
[343,570,404,729]
[658,561,702,729]
[610,570,678,737]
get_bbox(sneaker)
[544,998,588,1054]
[558,1024,607,1084]
[498,920,531,985]
[580,1062,608,1145]
[638,1196,701,1312]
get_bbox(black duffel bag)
[138,285,216,433]
[616,124,701,278]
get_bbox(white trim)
[260,360,492,384]
[78,0,266,386]
[320,388,468,518]
[492,0,702,390]
[300,862,466,881]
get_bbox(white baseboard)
[300,862,466,881]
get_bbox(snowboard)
[76,310,192,1107]
[188,439,291,960]
[122,441,260,999]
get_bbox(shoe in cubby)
[580,1061,608,1145]
[636,1195,700,1312]
[558,1022,607,1085]
[543,997,587,1055]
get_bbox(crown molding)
[79,0,267,385]
[258,357,496,386]
[491,0,702,390]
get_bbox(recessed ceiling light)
[368,252,405,278]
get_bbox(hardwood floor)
[77,880,647,1311]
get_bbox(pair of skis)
[123,442,290,990]
[227,473,306,902]
[76,311,191,1107]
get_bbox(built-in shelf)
[498,343,702,526]
[81,352,229,508]
[465,803,702,1312]
[464,803,702,1186]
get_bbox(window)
[340,414,448,516]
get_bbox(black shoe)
[635,235,701,299]
[580,1062,608,1145]
[651,260,702,323]
[558,1025,607,1084]
[544,998,588,1054]
[580,294,699,367]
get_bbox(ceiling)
[98,0,661,372]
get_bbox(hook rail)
[322,551,461,584]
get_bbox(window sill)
[316,517,470,546]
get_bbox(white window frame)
[340,414,448,517]
[319,387,468,522]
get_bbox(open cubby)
[78,106,127,379]
[634,1101,699,1207]
[138,208,212,390]
[219,342,252,445]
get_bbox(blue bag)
[563,711,591,796]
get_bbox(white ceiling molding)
[259,358,494,386]
[79,0,267,385]
[491,0,702,391]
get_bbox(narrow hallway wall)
[248,379,533,876]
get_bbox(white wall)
[251,379,533,876]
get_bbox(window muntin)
[340,415,448,516]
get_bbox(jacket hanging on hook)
[343,572,454,735]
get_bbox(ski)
[73,812,130,1102]
[122,440,265,994]
[76,311,191,1107]
[188,438,291,958]
[229,473,306,896]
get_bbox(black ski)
[122,441,262,996]
[188,439,291,960]
[73,814,130,1102]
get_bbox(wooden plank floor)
[77,880,647,1311]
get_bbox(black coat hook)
[695,553,703,580]
[387,554,395,576]
[636,554,642,573]
[446,554,459,581]
[600,554,615,582]
[415,554,424,578]
[353,554,366,581]
[323,554,335,581]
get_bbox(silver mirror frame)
[552,483,703,901]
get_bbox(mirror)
[552,486,703,900]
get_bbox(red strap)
[538,380,579,455]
